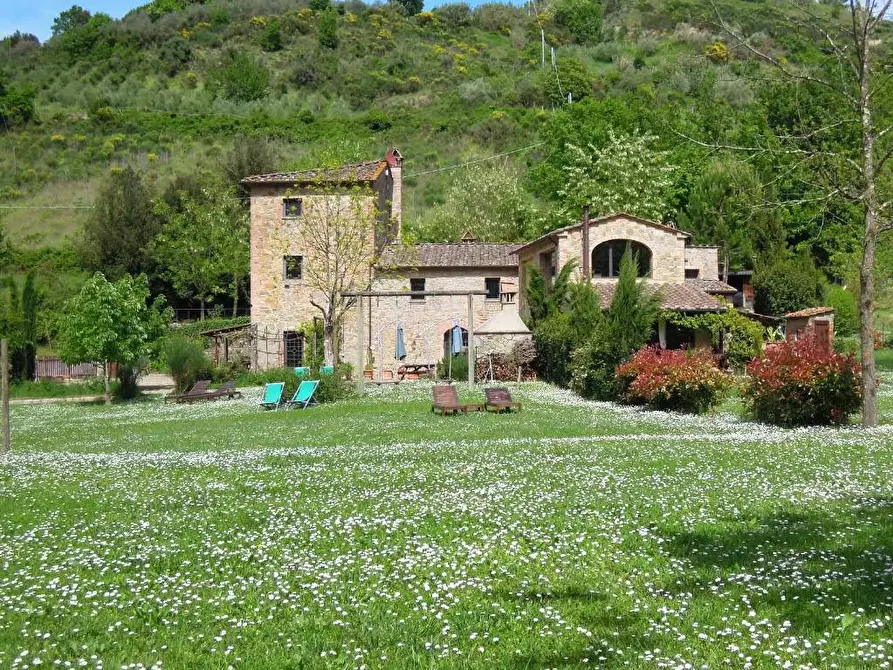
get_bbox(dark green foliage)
[259,19,283,52]
[825,285,858,337]
[223,137,279,203]
[83,167,159,280]
[159,37,192,76]
[525,259,577,327]
[163,335,212,393]
[115,363,142,400]
[318,9,339,49]
[437,353,469,381]
[569,249,660,400]
[57,13,113,59]
[209,51,270,102]
[0,71,36,126]
[541,57,594,105]
[753,254,826,317]
[232,365,352,404]
[392,0,424,17]
[0,273,40,381]
[553,0,602,45]
[435,3,472,28]
[52,5,91,35]
[309,0,331,11]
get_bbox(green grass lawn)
[1,380,892,669]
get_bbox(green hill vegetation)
[0,0,890,333]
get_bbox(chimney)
[500,280,518,309]
[385,148,404,237]
[581,204,591,279]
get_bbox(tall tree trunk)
[323,319,335,366]
[859,36,879,429]
[104,359,112,405]
[722,248,729,284]
[200,297,206,321]
[232,277,240,318]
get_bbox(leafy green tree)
[309,0,331,10]
[752,254,826,317]
[0,71,36,126]
[558,130,675,223]
[825,285,858,337]
[541,56,593,105]
[0,273,39,382]
[259,19,283,52]
[392,0,424,17]
[58,273,169,403]
[153,186,249,319]
[51,5,90,35]
[318,8,339,49]
[678,161,763,280]
[553,0,602,45]
[223,137,279,204]
[57,13,112,58]
[411,165,538,243]
[209,51,270,102]
[83,167,160,280]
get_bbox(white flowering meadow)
[0,376,892,669]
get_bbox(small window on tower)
[283,198,303,218]
[485,278,500,300]
[410,278,425,300]
[284,255,303,280]
[685,268,700,279]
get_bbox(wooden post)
[581,204,591,280]
[467,294,475,390]
[1,339,9,457]
[356,296,365,395]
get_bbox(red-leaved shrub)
[743,337,862,426]
[616,347,731,414]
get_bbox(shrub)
[233,365,352,404]
[259,18,283,52]
[164,336,212,393]
[743,337,861,426]
[753,254,825,317]
[533,313,576,386]
[435,3,472,28]
[437,353,469,381]
[704,41,730,63]
[616,347,731,413]
[825,284,858,337]
[457,78,496,105]
[209,51,270,102]
[833,335,859,356]
[553,0,602,45]
[318,8,339,49]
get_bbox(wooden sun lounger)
[165,379,211,402]
[178,380,242,403]
[431,385,483,416]
[484,387,522,413]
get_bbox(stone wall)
[342,268,519,373]
[474,332,532,357]
[684,246,720,280]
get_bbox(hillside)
[2,0,890,329]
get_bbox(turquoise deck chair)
[294,366,310,378]
[259,382,285,410]
[285,379,320,410]
[319,365,334,375]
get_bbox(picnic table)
[398,363,436,379]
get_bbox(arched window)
[592,240,652,278]
[443,327,468,359]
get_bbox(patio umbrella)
[395,324,407,361]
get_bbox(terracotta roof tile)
[595,281,728,312]
[686,278,737,294]
[241,159,388,185]
[380,243,523,268]
[785,306,835,318]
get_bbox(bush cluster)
[743,337,861,426]
[616,347,731,414]
[233,365,353,404]
[163,335,212,393]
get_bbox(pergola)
[341,290,488,394]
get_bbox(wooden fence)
[35,358,98,380]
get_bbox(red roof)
[686,278,737,294]
[380,243,522,268]
[595,281,728,312]
[242,159,388,186]
[785,306,835,318]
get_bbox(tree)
[223,137,279,204]
[0,71,36,126]
[553,0,602,45]
[392,0,424,17]
[705,0,893,427]
[52,5,90,35]
[299,185,380,364]
[752,254,826,317]
[153,186,249,319]
[57,273,169,403]
[259,19,283,52]
[0,273,39,382]
[318,8,339,49]
[558,130,676,223]
[541,56,594,105]
[411,164,538,243]
[678,162,764,281]
[209,51,270,102]
[83,167,160,280]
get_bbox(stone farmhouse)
[244,150,739,373]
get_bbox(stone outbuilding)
[785,306,835,351]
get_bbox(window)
[284,255,303,280]
[410,278,425,300]
[485,278,501,300]
[540,251,556,278]
[685,268,700,279]
[592,240,652,278]
[283,198,303,218]
[283,331,305,368]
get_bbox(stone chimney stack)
[386,148,404,236]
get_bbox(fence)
[172,307,251,323]
[35,358,99,380]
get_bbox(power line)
[404,142,546,178]
[0,205,95,210]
